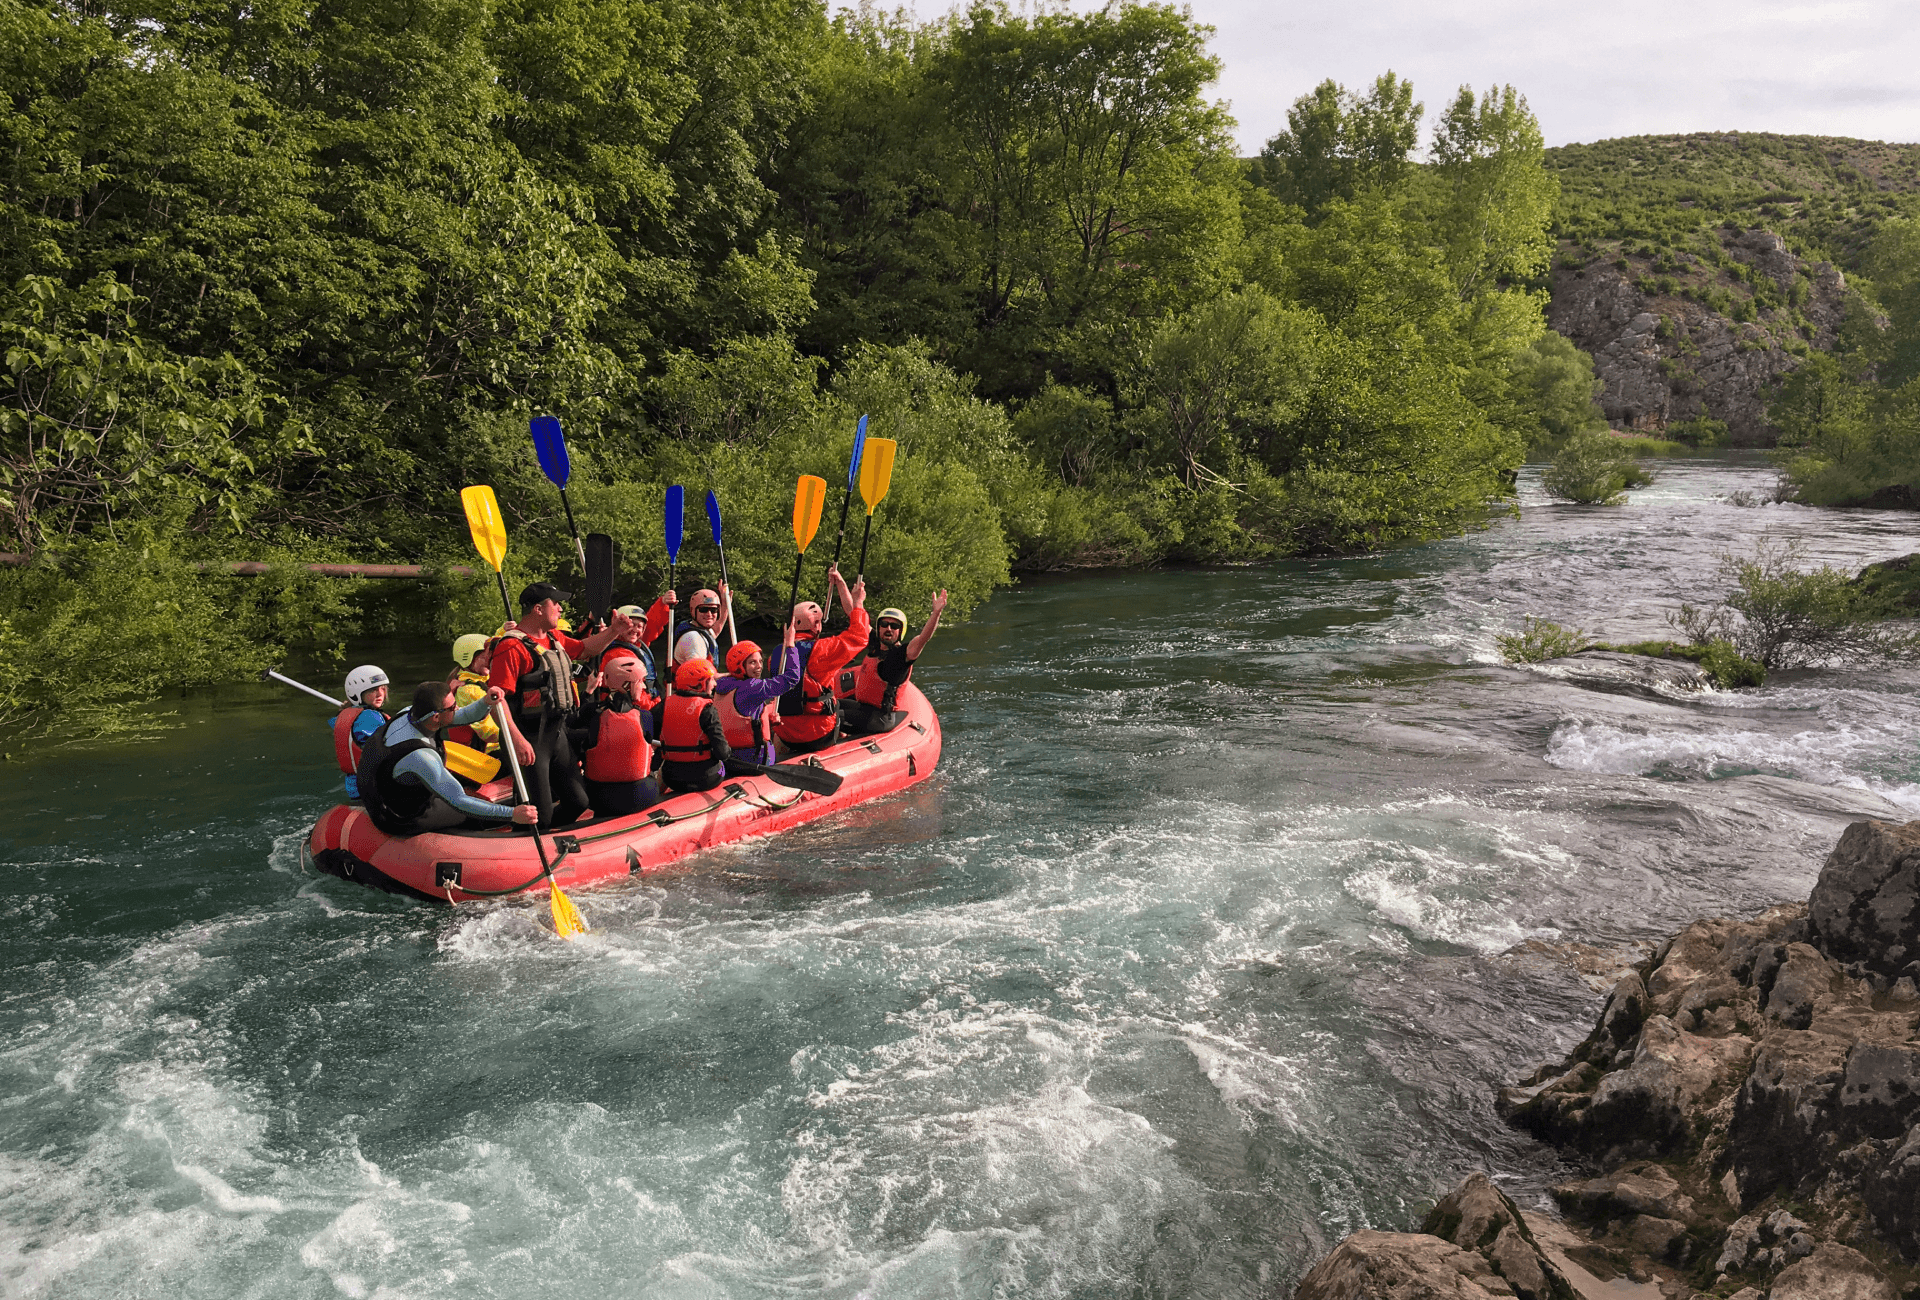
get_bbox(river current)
[4,457,1918,1298]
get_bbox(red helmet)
[674,658,717,692]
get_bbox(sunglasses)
[876,621,904,630]
[694,605,721,613]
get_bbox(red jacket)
[773,609,870,745]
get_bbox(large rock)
[1768,1244,1896,1300]
[1292,1174,1578,1300]
[1809,820,1920,977]
[1292,1231,1517,1300]
[1499,818,1920,1265]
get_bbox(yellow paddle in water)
[464,484,586,939]
[854,437,897,580]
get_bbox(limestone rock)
[1768,1244,1895,1300]
[1548,228,1853,446]
[1292,1231,1514,1300]
[1551,1164,1695,1222]
[1809,821,1920,977]
[1421,1173,1576,1300]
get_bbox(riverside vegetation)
[0,0,1598,738]
[1496,538,1920,687]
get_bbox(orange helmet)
[674,658,717,692]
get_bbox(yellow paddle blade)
[461,485,508,573]
[442,741,501,784]
[550,879,588,939]
[857,438,897,515]
[791,475,827,553]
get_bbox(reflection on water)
[3,456,1918,1298]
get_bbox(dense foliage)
[1,0,1572,736]
[1542,430,1653,505]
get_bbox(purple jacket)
[714,646,801,764]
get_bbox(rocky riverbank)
[1296,819,1920,1300]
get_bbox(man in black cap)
[488,582,636,826]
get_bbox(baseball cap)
[518,581,571,611]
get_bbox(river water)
[5,456,1919,1299]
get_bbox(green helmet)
[451,633,490,668]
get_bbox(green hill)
[1547,132,1920,269]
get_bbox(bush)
[1667,416,1729,447]
[1593,638,1765,688]
[1543,430,1654,504]
[1670,537,1920,668]
[1496,616,1587,663]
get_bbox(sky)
[1197,0,1920,154]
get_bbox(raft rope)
[435,787,750,900]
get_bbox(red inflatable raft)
[302,684,941,903]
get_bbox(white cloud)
[1200,0,1920,152]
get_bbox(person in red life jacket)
[330,664,390,799]
[773,565,869,756]
[839,590,948,737]
[487,582,637,827]
[715,620,800,773]
[574,655,663,818]
[655,658,732,793]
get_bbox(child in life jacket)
[575,655,663,818]
[655,658,731,794]
[330,664,390,799]
[445,634,501,753]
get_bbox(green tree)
[1255,73,1422,216]
[1427,84,1559,302]
[1508,331,1607,455]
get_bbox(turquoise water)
[5,460,1919,1297]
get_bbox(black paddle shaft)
[856,515,874,581]
[774,551,805,678]
[821,488,855,625]
[585,533,614,623]
[492,571,515,624]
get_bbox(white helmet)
[344,664,389,704]
[673,631,708,664]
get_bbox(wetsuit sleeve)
[701,704,731,762]
[448,698,493,727]
[392,750,515,820]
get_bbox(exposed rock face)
[1294,1175,1577,1300]
[1548,228,1852,446]
[1289,821,1920,1300]
[1502,820,1920,1263]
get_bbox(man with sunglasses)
[357,681,538,836]
[839,590,948,737]
[671,585,732,669]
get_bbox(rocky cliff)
[1548,230,1855,446]
[1293,818,1920,1300]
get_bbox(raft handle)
[552,835,581,859]
[860,739,883,755]
[908,721,927,735]
[434,861,463,888]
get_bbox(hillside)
[1541,133,1920,444]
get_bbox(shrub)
[1670,536,1920,668]
[1543,430,1655,504]
[1497,616,1587,663]
[1667,416,1729,447]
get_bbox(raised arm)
[905,590,948,662]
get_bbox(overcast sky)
[1197,0,1920,153]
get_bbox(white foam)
[1546,717,1920,811]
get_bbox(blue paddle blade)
[705,489,723,545]
[664,485,684,563]
[530,416,570,489]
[847,414,868,491]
